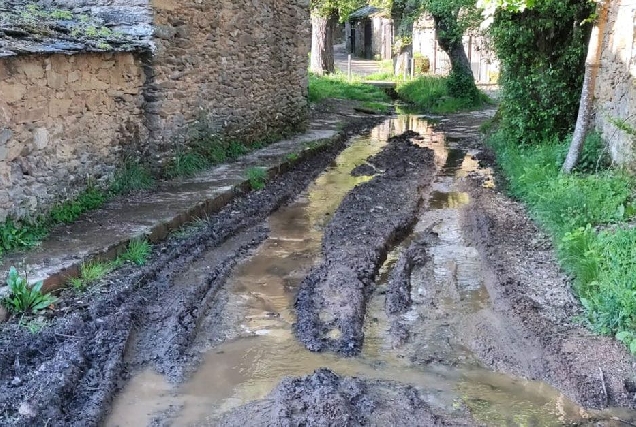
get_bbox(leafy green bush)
[489,0,593,143]
[2,267,57,314]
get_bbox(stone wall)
[0,0,310,222]
[593,0,636,168]
[146,0,310,163]
[0,53,146,221]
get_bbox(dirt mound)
[294,132,435,355]
[217,368,473,426]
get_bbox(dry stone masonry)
[593,0,636,169]
[0,0,310,222]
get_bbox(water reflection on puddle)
[106,114,632,427]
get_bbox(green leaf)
[630,340,636,355]
[616,331,632,343]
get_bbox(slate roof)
[0,0,153,57]
[348,5,388,21]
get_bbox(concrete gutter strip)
[0,127,343,290]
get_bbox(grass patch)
[70,239,151,290]
[308,73,389,103]
[110,160,154,195]
[246,167,267,190]
[117,239,151,266]
[489,130,636,353]
[396,76,490,114]
[361,101,390,114]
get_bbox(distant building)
[345,6,393,60]
[345,5,499,83]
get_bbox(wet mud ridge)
[294,131,435,355]
[0,119,384,427]
[217,368,472,426]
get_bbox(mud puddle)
[107,115,633,426]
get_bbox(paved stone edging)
[0,128,341,291]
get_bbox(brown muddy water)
[106,115,631,426]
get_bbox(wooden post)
[404,52,409,80]
[410,57,415,80]
[348,54,352,81]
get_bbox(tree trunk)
[562,0,610,173]
[310,14,335,75]
[433,14,478,99]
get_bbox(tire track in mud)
[0,119,384,427]
[294,131,436,356]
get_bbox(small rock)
[0,286,10,299]
[11,377,21,386]
[18,402,36,417]
[0,306,8,323]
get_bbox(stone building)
[345,6,393,60]
[412,14,499,83]
[344,6,498,83]
[592,0,636,169]
[0,0,310,222]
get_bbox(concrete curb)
[0,129,345,292]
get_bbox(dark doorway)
[350,26,356,54]
[364,20,372,59]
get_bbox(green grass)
[110,160,154,195]
[116,239,151,266]
[361,101,390,114]
[308,73,389,103]
[489,130,636,353]
[396,76,490,114]
[70,239,152,290]
[246,167,267,190]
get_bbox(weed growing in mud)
[172,217,209,239]
[396,77,491,114]
[2,267,57,314]
[19,317,49,334]
[117,239,151,266]
[71,261,111,290]
[246,167,267,190]
[489,130,636,353]
[286,152,300,162]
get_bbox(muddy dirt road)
[1,113,635,427]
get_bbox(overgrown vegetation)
[489,131,636,353]
[396,76,490,114]
[488,0,593,143]
[308,73,389,103]
[246,167,268,190]
[2,267,57,314]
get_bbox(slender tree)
[310,0,365,75]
